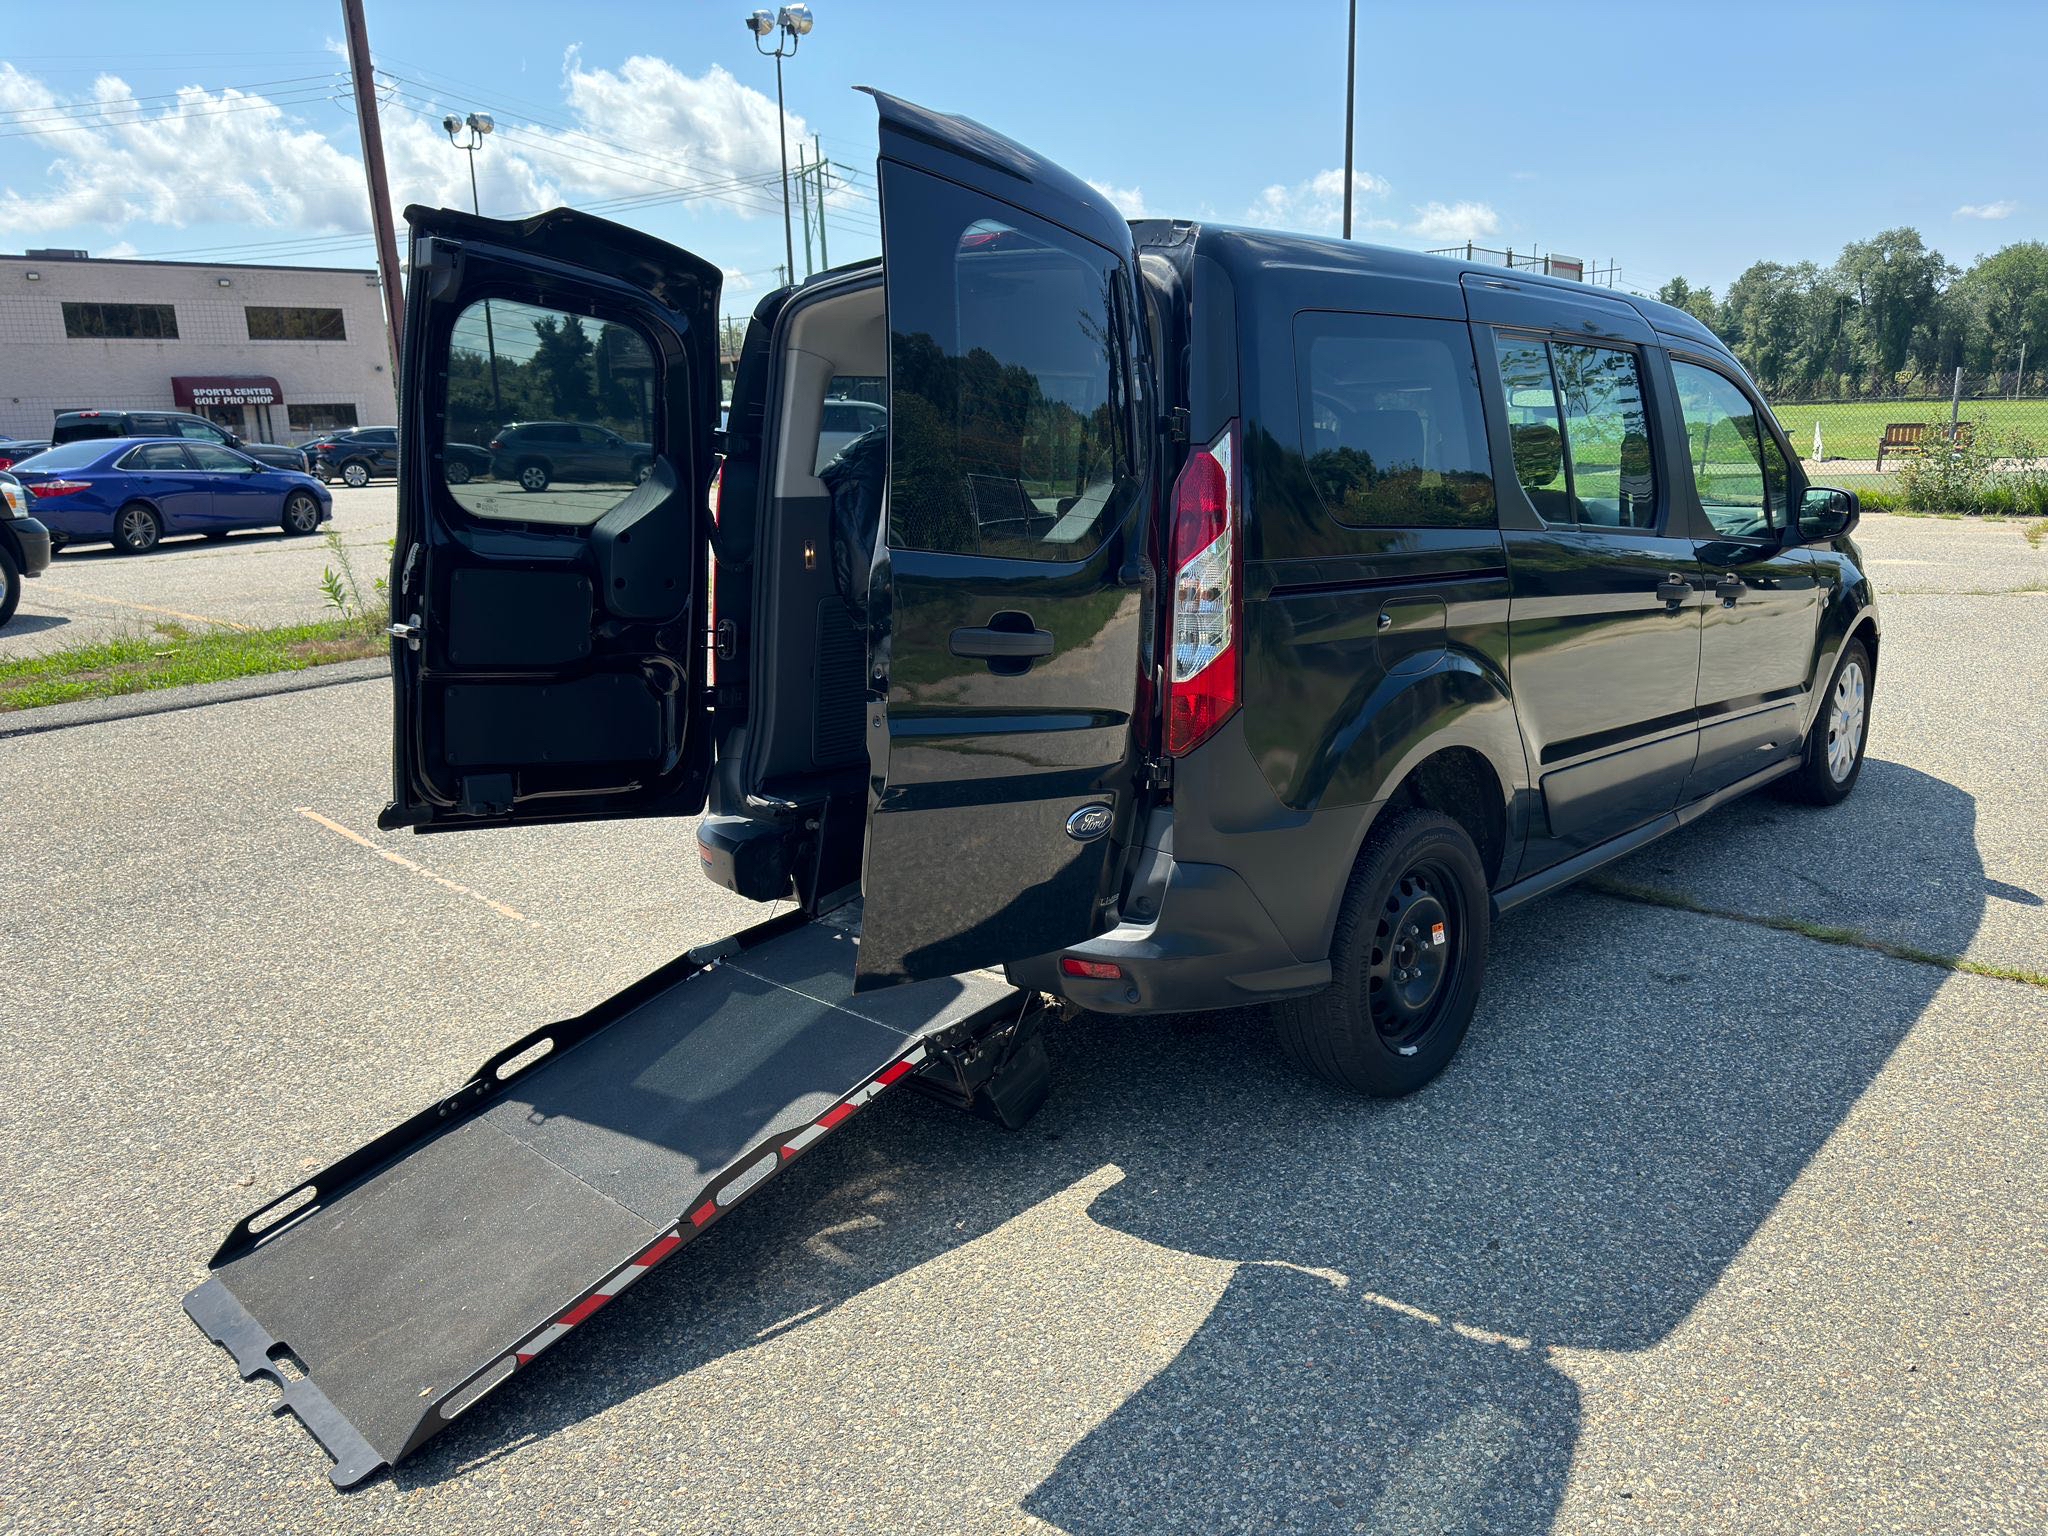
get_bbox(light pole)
[747,5,813,287]
[1341,0,1356,239]
[443,111,502,419]
[441,111,494,216]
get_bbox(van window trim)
[1488,326,1670,539]
[1663,348,1805,544]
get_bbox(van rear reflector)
[1060,956,1124,980]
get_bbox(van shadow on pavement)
[394,763,1980,1534]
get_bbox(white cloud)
[1086,179,1149,218]
[722,265,755,292]
[1954,200,2016,220]
[1243,168,1391,233]
[0,51,810,241]
[1406,200,1502,243]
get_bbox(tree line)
[1655,233,2047,403]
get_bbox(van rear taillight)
[1164,420,1240,756]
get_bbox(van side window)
[1671,361,1777,539]
[887,179,1134,563]
[1296,312,1496,529]
[1490,336,1658,530]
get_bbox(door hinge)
[1162,406,1190,444]
[1141,756,1174,791]
[715,618,739,660]
[388,615,422,651]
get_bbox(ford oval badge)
[1066,804,1113,841]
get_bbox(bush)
[1894,418,2048,514]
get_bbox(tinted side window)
[1490,336,1658,530]
[1297,312,1496,529]
[887,173,1134,562]
[123,444,190,471]
[186,444,255,472]
[1671,361,1774,538]
[175,419,225,440]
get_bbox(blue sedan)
[8,437,333,553]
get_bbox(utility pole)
[341,0,403,375]
[813,133,829,269]
[797,144,814,278]
[1341,0,1357,239]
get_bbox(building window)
[62,302,179,340]
[288,402,360,435]
[246,306,347,341]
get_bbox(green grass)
[1768,397,2048,464]
[0,618,385,713]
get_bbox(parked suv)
[51,410,306,473]
[382,92,1877,1101]
[486,421,652,492]
[308,425,398,487]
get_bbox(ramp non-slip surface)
[188,914,1015,1483]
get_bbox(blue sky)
[0,0,2039,312]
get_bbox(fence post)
[1949,366,1962,440]
[2018,342,2028,401]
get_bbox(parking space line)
[46,587,252,631]
[294,806,527,923]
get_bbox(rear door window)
[886,191,1135,562]
[1296,312,1496,529]
[1490,336,1659,530]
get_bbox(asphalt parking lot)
[0,516,2042,1533]
[0,483,399,660]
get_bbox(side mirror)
[224,433,243,447]
[1797,486,1859,543]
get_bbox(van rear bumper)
[1009,855,1330,1015]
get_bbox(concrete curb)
[0,656,386,741]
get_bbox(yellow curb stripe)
[50,587,253,630]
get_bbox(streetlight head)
[745,9,776,35]
[779,4,813,35]
[442,114,463,137]
[467,112,494,136]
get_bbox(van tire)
[1277,809,1490,1098]
[1777,637,1872,806]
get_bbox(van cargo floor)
[184,908,1018,1486]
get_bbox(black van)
[383,90,1877,1100]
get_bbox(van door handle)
[1715,573,1746,606]
[1655,574,1691,609]
[949,623,1055,661]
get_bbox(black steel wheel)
[1278,808,1490,1097]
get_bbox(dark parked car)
[51,409,307,473]
[9,438,330,552]
[0,469,53,627]
[307,425,398,487]
[486,421,652,491]
[382,92,1877,1103]
[0,439,49,472]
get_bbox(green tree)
[530,312,599,422]
[1956,241,2048,381]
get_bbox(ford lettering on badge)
[1065,804,1113,841]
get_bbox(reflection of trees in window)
[889,259,1130,560]
[1305,448,1495,528]
[445,303,655,449]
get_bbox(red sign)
[172,375,283,408]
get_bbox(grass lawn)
[1769,397,2048,463]
[0,618,385,713]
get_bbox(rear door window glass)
[1297,312,1496,529]
[886,181,1135,562]
[186,444,257,472]
[1490,336,1659,529]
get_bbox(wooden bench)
[1876,420,1974,471]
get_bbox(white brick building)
[0,249,397,445]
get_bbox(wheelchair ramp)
[183,908,1018,1486]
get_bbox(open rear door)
[855,91,1154,988]
[383,207,722,831]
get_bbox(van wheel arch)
[1364,746,1510,892]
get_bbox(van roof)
[1132,220,1734,357]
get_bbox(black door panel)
[855,95,1151,988]
[384,205,720,832]
[1693,699,1803,790]
[1539,729,1697,847]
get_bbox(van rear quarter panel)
[1166,232,1532,955]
